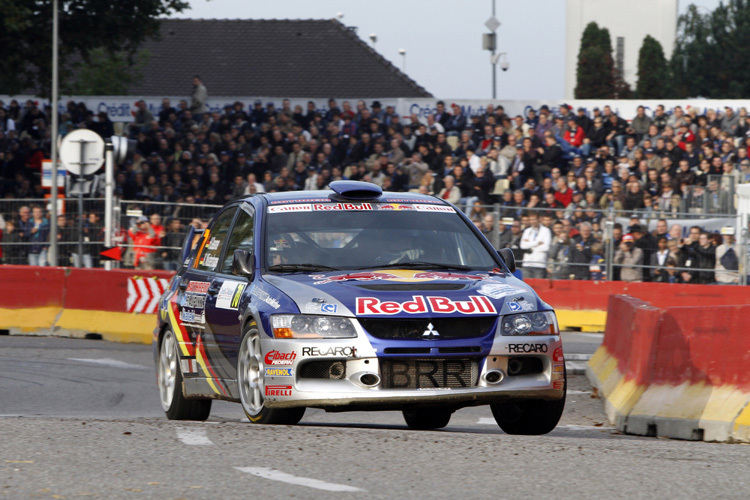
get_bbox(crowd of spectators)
[0,88,748,279]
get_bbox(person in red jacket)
[128,216,159,270]
[564,118,585,148]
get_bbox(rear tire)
[402,408,452,430]
[491,369,566,435]
[237,324,305,425]
[158,328,211,421]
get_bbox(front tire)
[237,324,305,425]
[157,328,211,420]
[402,408,452,430]
[490,370,566,435]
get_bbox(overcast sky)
[174,0,721,100]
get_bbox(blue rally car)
[154,181,565,433]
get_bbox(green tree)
[574,22,615,99]
[636,35,669,98]
[68,48,151,95]
[0,0,188,96]
[670,0,750,98]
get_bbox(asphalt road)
[2,334,750,499]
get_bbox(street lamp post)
[398,48,406,73]
[483,0,508,99]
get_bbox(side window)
[194,208,236,272]
[221,208,255,274]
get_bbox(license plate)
[381,358,478,389]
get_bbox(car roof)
[245,190,450,205]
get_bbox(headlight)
[501,311,558,336]
[271,314,357,339]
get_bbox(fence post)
[492,204,501,249]
[605,206,615,281]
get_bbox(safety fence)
[1,197,747,285]
[0,197,221,269]
[472,203,747,286]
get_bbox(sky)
[173,0,721,100]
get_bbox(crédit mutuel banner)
[2,95,749,123]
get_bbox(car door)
[177,206,237,396]
[204,202,256,381]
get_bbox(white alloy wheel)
[238,332,265,416]
[158,330,178,411]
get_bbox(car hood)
[262,269,543,318]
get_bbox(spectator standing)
[519,212,551,278]
[649,236,671,281]
[1,220,24,265]
[715,226,739,284]
[26,206,49,266]
[128,216,159,270]
[160,218,185,271]
[191,76,208,123]
[694,231,717,284]
[614,233,644,282]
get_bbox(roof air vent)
[329,181,383,200]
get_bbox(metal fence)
[1,196,747,285]
[0,197,221,270]
[471,203,747,286]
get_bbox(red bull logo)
[310,272,400,285]
[356,295,496,315]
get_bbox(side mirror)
[498,248,516,273]
[231,249,254,277]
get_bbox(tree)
[670,0,750,98]
[636,35,669,98]
[0,0,188,96]
[68,48,151,95]
[574,22,615,99]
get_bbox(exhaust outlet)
[483,370,505,385]
[507,359,524,376]
[359,373,381,387]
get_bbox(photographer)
[614,233,644,282]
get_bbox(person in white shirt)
[519,212,552,278]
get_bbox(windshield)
[264,202,499,272]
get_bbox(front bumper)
[261,334,565,409]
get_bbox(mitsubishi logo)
[422,322,440,339]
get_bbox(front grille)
[356,283,467,291]
[360,317,496,340]
[299,360,347,380]
[383,347,431,354]
[438,346,482,354]
[380,358,479,389]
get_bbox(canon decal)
[356,295,496,315]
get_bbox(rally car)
[154,181,565,434]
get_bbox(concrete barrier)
[0,266,173,343]
[525,278,750,332]
[587,294,750,442]
[1,267,747,343]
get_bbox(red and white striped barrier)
[127,277,169,314]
